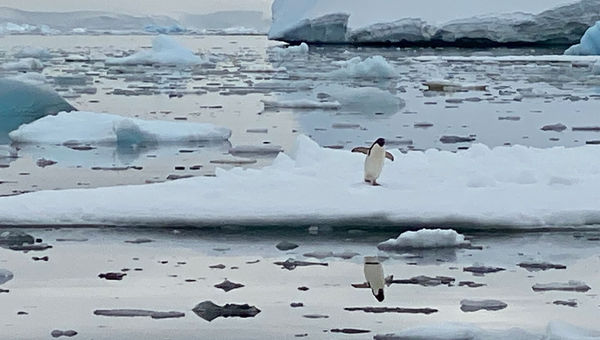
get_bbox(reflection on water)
[11,140,232,168]
[364,256,385,302]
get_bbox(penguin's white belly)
[364,148,385,181]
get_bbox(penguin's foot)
[372,180,381,186]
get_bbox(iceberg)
[9,111,231,145]
[3,136,600,226]
[0,77,74,143]
[270,0,600,46]
[565,21,600,55]
[105,35,210,66]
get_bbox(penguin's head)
[375,138,385,147]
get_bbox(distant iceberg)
[0,77,74,143]
[269,0,600,46]
[565,21,600,55]
[9,111,232,145]
[105,35,211,66]
[2,135,600,227]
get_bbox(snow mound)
[329,56,396,78]
[378,229,469,250]
[374,322,600,340]
[0,77,74,142]
[9,111,231,145]
[270,0,600,46]
[565,21,600,55]
[1,58,43,72]
[262,98,341,110]
[105,35,210,66]
[4,136,600,226]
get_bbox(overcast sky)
[0,0,273,16]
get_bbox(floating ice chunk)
[460,299,507,312]
[272,42,309,59]
[1,58,43,71]
[261,98,341,110]
[9,111,231,145]
[378,229,470,250]
[565,21,600,55]
[0,269,13,285]
[13,47,52,59]
[532,280,591,292]
[317,84,404,115]
[0,77,74,142]
[593,60,600,74]
[106,35,211,66]
[329,56,396,78]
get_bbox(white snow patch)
[378,229,470,250]
[261,98,341,110]
[9,111,231,145]
[565,21,600,55]
[105,35,211,66]
[329,56,397,78]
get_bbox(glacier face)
[270,0,600,46]
[0,78,74,143]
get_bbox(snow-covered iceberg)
[565,21,600,55]
[0,77,74,143]
[2,135,600,227]
[9,111,231,145]
[270,0,600,46]
[105,35,210,66]
[329,56,397,78]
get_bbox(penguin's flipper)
[352,147,369,155]
[385,152,395,161]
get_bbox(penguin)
[352,138,394,186]
[363,256,385,302]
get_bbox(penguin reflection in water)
[352,138,394,186]
[363,256,385,302]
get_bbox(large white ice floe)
[565,21,600,55]
[373,321,600,340]
[2,135,600,226]
[105,35,210,66]
[270,0,600,46]
[9,111,231,145]
[378,229,470,250]
[261,98,341,110]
